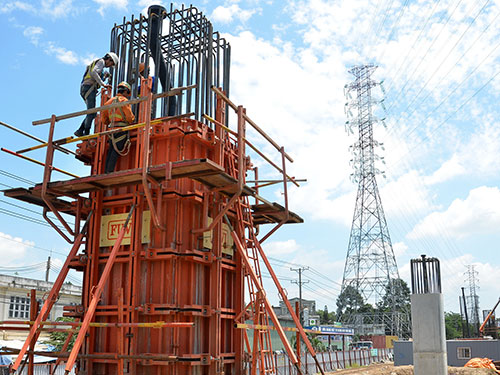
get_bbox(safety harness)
[81,59,100,100]
[108,97,131,156]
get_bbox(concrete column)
[411,293,447,375]
[410,255,447,375]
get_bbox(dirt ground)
[325,363,497,374]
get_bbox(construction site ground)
[324,363,497,374]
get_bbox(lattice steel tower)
[342,64,402,332]
[465,265,481,333]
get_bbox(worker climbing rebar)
[101,81,134,173]
[74,52,119,137]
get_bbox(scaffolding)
[1,4,325,375]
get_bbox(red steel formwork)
[4,79,326,374]
[3,6,328,374]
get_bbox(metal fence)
[267,348,393,374]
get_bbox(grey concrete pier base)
[411,293,447,375]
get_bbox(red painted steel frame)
[9,81,316,374]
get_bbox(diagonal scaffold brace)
[64,205,136,374]
[11,210,94,372]
[225,215,304,375]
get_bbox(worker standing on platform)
[101,81,135,173]
[74,52,119,137]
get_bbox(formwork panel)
[70,117,242,374]
[5,6,310,374]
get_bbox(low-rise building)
[0,274,81,340]
[273,297,321,326]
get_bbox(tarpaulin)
[464,357,500,374]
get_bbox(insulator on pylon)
[380,81,386,95]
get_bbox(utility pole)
[45,255,51,282]
[461,287,470,338]
[291,266,309,326]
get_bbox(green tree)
[336,285,364,320]
[318,305,336,325]
[46,317,78,351]
[290,333,326,352]
[377,278,411,313]
[445,312,464,339]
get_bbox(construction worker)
[101,81,135,173]
[74,52,119,137]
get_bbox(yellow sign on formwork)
[202,217,234,256]
[100,211,151,247]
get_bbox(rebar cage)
[110,4,231,121]
[410,255,442,294]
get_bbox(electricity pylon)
[465,265,480,336]
[341,64,408,337]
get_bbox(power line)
[0,182,14,189]
[375,0,411,64]
[0,206,70,233]
[385,0,491,116]
[386,28,500,145]
[0,170,35,186]
[0,198,75,227]
[387,65,500,174]
[50,264,82,285]
[0,207,53,228]
[381,0,444,95]
[0,262,47,272]
[267,256,342,292]
[384,0,468,112]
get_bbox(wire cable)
[0,170,35,186]
[387,0,491,116]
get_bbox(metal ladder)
[226,146,275,374]
[236,194,275,374]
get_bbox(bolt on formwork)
[1,4,325,375]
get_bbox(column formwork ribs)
[3,4,325,375]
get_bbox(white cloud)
[211,4,257,24]
[393,241,408,258]
[23,26,44,46]
[19,24,80,65]
[263,239,300,256]
[93,0,127,16]
[408,186,500,239]
[0,1,34,13]
[40,0,77,18]
[416,255,499,312]
[425,155,466,185]
[45,42,79,65]
[225,30,355,224]
[0,232,33,263]
[137,0,164,15]
[381,170,436,218]
[1,0,81,18]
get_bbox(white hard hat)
[107,52,119,67]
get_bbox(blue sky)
[1,0,500,317]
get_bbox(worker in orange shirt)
[101,81,135,173]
